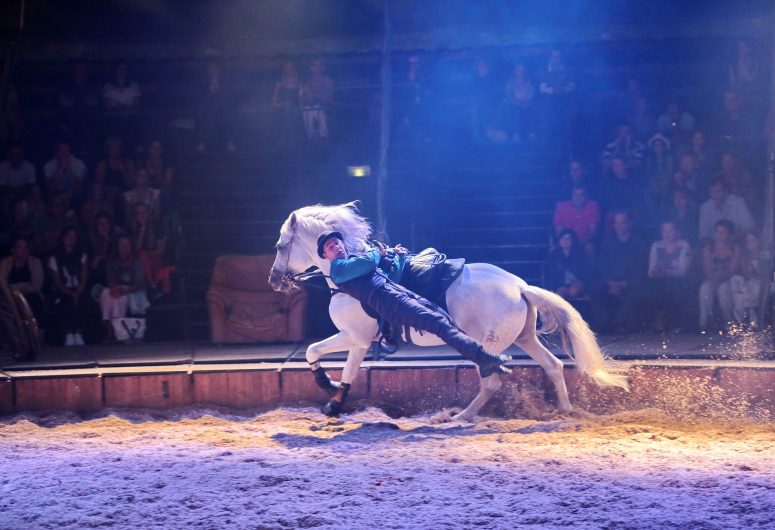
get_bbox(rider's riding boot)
[322,383,351,417]
[310,361,339,397]
[472,349,512,378]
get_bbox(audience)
[470,58,499,143]
[196,61,237,153]
[661,187,699,244]
[730,231,762,326]
[0,143,36,198]
[546,229,590,300]
[600,156,644,216]
[698,179,754,241]
[272,61,302,147]
[300,58,334,143]
[43,141,87,202]
[500,63,536,143]
[698,219,741,331]
[57,62,100,157]
[646,220,693,332]
[1,236,46,331]
[553,184,601,250]
[538,49,576,139]
[644,133,674,212]
[656,99,695,146]
[601,123,645,172]
[88,211,122,287]
[94,135,135,208]
[103,60,141,152]
[80,182,115,229]
[47,228,91,346]
[123,168,161,222]
[100,235,148,341]
[128,201,168,295]
[591,211,648,333]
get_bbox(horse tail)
[520,284,629,391]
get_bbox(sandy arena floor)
[1,405,773,530]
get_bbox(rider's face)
[322,238,346,260]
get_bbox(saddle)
[398,248,465,312]
[374,248,465,348]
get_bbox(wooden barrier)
[2,361,774,419]
[14,376,102,412]
[104,373,193,409]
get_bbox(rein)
[285,270,339,295]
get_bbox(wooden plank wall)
[1,365,774,420]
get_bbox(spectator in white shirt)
[698,179,754,240]
[0,143,36,194]
[43,141,87,201]
[103,60,141,152]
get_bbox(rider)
[313,230,511,415]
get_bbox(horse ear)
[346,200,361,213]
[289,212,297,229]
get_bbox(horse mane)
[283,201,373,255]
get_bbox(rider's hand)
[376,241,388,257]
[393,243,408,255]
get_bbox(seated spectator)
[661,187,699,244]
[698,179,754,241]
[715,89,761,162]
[196,61,237,152]
[301,58,335,143]
[128,201,169,295]
[498,63,536,143]
[103,60,141,152]
[469,57,499,143]
[591,211,648,333]
[0,143,36,198]
[271,61,302,147]
[99,234,148,341]
[628,96,655,142]
[123,168,160,221]
[699,219,741,331]
[677,152,708,197]
[57,62,100,158]
[546,229,589,300]
[538,49,575,140]
[94,135,135,208]
[0,236,45,331]
[47,228,90,346]
[727,39,763,102]
[553,184,600,248]
[80,182,115,229]
[645,220,693,332]
[43,141,87,203]
[139,139,175,215]
[88,211,122,287]
[32,193,78,257]
[140,139,174,190]
[645,133,674,212]
[656,99,695,146]
[600,156,644,217]
[689,130,715,174]
[7,184,46,243]
[716,152,753,206]
[730,230,762,327]
[394,54,432,144]
[601,123,645,173]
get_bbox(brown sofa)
[206,255,307,344]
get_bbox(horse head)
[269,202,373,292]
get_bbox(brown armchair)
[206,255,307,344]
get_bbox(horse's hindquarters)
[445,263,528,354]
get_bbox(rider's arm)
[330,249,381,284]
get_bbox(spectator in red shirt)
[553,185,601,252]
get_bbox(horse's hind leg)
[515,301,572,412]
[453,372,502,422]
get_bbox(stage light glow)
[348,166,370,178]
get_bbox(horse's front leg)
[306,331,358,396]
[322,345,369,417]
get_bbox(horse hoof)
[322,400,342,417]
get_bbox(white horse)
[269,202,628,420]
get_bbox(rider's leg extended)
[369,284,510,377]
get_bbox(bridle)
[271,228,336,293]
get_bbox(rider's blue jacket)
[329,248,407,301]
